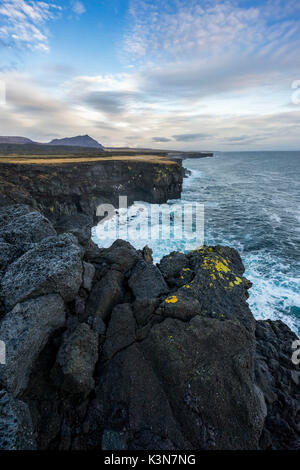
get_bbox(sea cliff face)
[0,159,184,225]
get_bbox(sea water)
[93,151,300,336]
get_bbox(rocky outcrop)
[0,390,35,450]
[53,323,99,399]
[2,232,83,309]
[255,320,300,449]
[0,295,65,396]
[0,205,299,450]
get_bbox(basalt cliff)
[0,158,184,241]
[0,159,299,450]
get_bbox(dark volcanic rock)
[0,390,35,450]
[55,213,93,246]
[85,269,124,321]
[54,323,98,399]
[0,159,184,224]
[91,343,189,450]
[82,262,95,291]
[255,320,300,449]
[0,294,65,396]
[0,178,36,208]
[0,242,20,271]
[128,260,169,299]
[102,304,136,362]
[1,233,83,310]
[96,239,141,273]
[140,316,264,450]
[0,206,299,450]
[0,210,56,250]
[0,204,34,226]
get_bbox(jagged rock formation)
[0,205,299,450]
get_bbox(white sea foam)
[93,151,300,336]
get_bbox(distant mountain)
[48,135,103,149]
[0,136,35,145]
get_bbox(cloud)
[152,137,171,142]
[71,1,86,15]
[1,1,300,150]
[125,0,261,61]
[124,0,300,101]
[82,90,139,114]
[173,133,211,142]
[0,0,61,51]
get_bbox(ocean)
[93,151,300,336]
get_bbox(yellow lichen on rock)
[165,295,178,304]
[215,260,230,273]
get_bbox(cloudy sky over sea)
[1,0,300,150]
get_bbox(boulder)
[85,269,124,321]
[140,316,265,449]
[1,233,83,310]
[54,323,99,398]
[89,344,189,450]
[55,213,93,245]
[158,251,190,286]
[0,390,35,450]
[133,298,160,327]
[0,204,34,227]
[0,211,56,250]
[0,242,20,270]
[128,260,169,300]
[157,294,202,321]
[96,239,141,273]
[0,294,65,396]
[102,304,136,362]
[159,246,255,332]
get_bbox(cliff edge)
[0,157,184,240]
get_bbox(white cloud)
[1,0,300,150]
[71,1,85,15]
[0,0,61,51]
[2,68,300,150]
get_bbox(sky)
[0,0,300,150]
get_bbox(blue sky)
[0,0,300,150]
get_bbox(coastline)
[0,155,299,450]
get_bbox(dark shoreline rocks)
[0,205,299,450]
